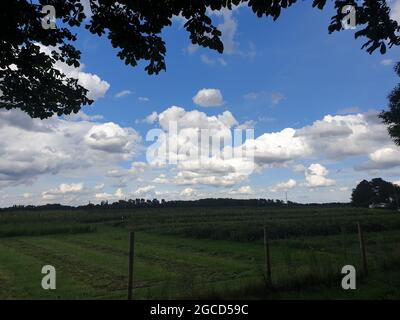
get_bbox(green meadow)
[0,206,399,299]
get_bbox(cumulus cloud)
[2,103,399,204]
[42,183,84,200]
[229,185,253,195]
[153,174,169,184]
[147,106,253,187]
[129,162,147,174]
[193,89,224,107]
[245,128,311,165]
[295,112,391,160]
[84,122,140,155]
[144,112,158,124]
[95,188,126,201]
[270,179,297,192]
[355,147,400,170]
[0,109,141,189]
[37,44,110,100]
[305,164,335,188]
[146,107,398,190]
[180,187,196,197]
[64,111,104,122]
[134,185,155,196]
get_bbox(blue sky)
[1,1,400,206]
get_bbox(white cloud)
[148,106,252,187]
[295,112,391,160]
[292,164,306,173]
[200,54,228,66]
[84,122,140,155]
[246,128,311,165]
[2,103,399,205]
[193,89,224,107]
[58,183,84,193]
[94,188,126,201]
[217,10,238,54]
[0,109,141,190]
[129,162,147,174]
[236,120,257,130]
[134,185,155,196]
[381,59,394,66]
[270,179,297,192]
[95,192,112,200]
[67,65,110,100]
[180,187,196,197]
[37,44,110,100]
[243,91,285,105]
[356,147,400,170]
[229,185,253,195]
[153,174,169,184]
[207,5,255,58]
[64,111,104,122]
[146,107,398,190]
[305,164,336,188]
[115,188,125,199]
[144,112,158,124]
[138,97,150,102]
[370,147,400,164]
[42,183,84,200]
[115,90,133,98]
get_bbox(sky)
[1,1,400,206]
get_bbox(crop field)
[0,206,400,299]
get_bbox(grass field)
[0,206,399,299]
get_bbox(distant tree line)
[0,198,350,212]
[351,178,400,209]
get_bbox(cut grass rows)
[0,229,266,299]
[1,223,399,299]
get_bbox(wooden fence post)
[357,222,368,276]
[263,227,272,286]
[127,231,135,300]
